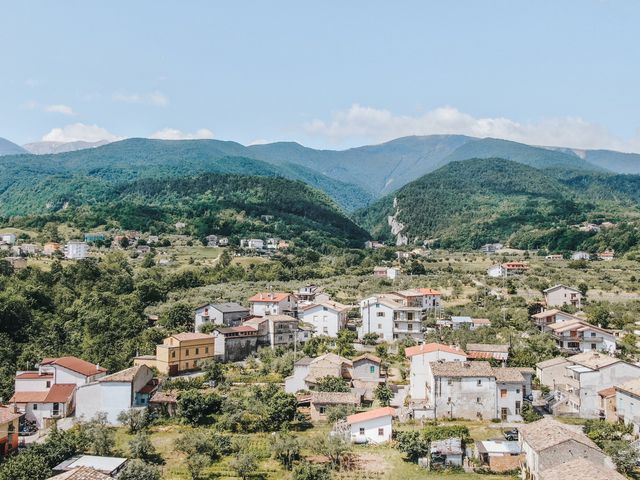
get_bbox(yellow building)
[134,332,215,376]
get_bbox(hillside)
[11,174,370,248]
[0,137,27,156]
[22,139,112,155]
[356,158,640,250]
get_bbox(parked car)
[503,428,518,441]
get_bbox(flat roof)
[55,455,127,474]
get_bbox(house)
[538,351,640,418]
[535,357,569,387]
[48,466,112,479]
[194,302,249,331]
[241,238,264,250]
[4,256,27,270]
[538,458,626,480]
[75,365,156,424]
[84,233,105,242]
[351,353,385,400]
[64,241,89,260]
[543,284,583,308]
[43,242,63,256]
[243,314,304,349]
[136,245,151,255]
[427,362,524,421]
[298,300,350,337]
[598,248,615,261]
[133,333,215,376]
[11,356,107,428]
[615,378,640,434]
[205,234,218,246]
[597,386,617,422]
[296,285,320,302]
[147,235,160,244]
[465,344,509,362]
[430,437,464,467]
[212,326,259,362]
[345,406,395,444]
[309,391,359,421]
[571,251,591,260]
[372,266,400,279]
[285,353,353,393]
[364,241,384,249]
[475,440,521,473]
[480,243,503,254]
[546,319,617,354]
[53,455,128,477]
[530,309,583,331]
[248,292,296,317]
[405,343,467,401]
[174,222,186,230]
[486,262,529,278]
[544,254,563,261]
[518,417,612,480]
[13,243,39,256]
[148,390,178,417]
[0,405,21,460]
[265,238,280,250]
[0,233,16,244]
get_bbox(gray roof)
[430,361,494,378]
[310,391,359,405]
[466,343,509,353]
[430,438,463,455]
[519,417,599,452]
[211,302,249,313]
[493,367,525,383]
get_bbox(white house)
[298,300,350,337]
[546,320,617,354]
[194,302,249,331]
[241,238,264,250]
[11,356,107,428]
[76,365,156,425]
[543,284,583,309]
[248,292,296,317]
[486,262,529,278]
[0,233,16,244]
[405,343,467,401]
[571,251,591,261]
[372,266,400,279]
[64,241,89,260]
[539,351,640,418]
[531,309,584,331]
[345,407,395,444]
[615,378,640,434]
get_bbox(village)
[2,224,640,480]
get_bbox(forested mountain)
[356,158,640,251]
[9,174,370,248]
[0,137,27,156]
[22,139,112,155]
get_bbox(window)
[195,348,199,355]
[408,324,413,331]
[477,380,482,386]
[448,379,453,386]
[591,332,596,337]
[378,324,382,330]
[476,397,481,403]
[33,404,38,410]
[407,313,413,321]
[171,351,176,358]
[185,362,189,369]
[205,347,209,354]
[377,312,384,317]
[394,323,399,329]
[359,427,365,435]
[591,343,597,349]
[185,349,190,356]
[516,389,520,394]
[319,406,326,415]
[46,381,51,388]
[501,389,507,398]
[516,401,521,415]
[501,408,508,421]
[370,366,375,374]
[323,327,329,334]
[378,428,384,436]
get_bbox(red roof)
[44,384,76,403]
[10,391,48,403]
[248,292,290,302]
[15,372,54,380]
[467,351,494,359]
[504,262,529,269]
[418,288,441,295]
[598,387,616,398]
[0,406,22,425]
[405,343,466,358]
[40,356,106,376]
[347,407,396,424]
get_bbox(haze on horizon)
[2,0,640,152]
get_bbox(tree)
[160,302,194,330]
[202,359,225,385]
[83,413,115,456]
[315,376,349,393]
[395,431,429,463]
[186,453,210,480]
[521,402,542,423]
[118,408,150,433]
[128,432,157,460]
[117,459,161,480]
[272,431,301,470]
[374,384,393,407]
[231,452,257,480]
[141,252,156,268]
[291,462,332,480]
[604,440,640,474]
[326,405,355,423]
[362,332,379,345]
[176,389,221,425]
[0,452,50,480]
[313,435,351,470]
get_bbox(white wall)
[284,364,310,394]
[430,376,497,420]
[349,416,393,444]
[616,390,640,435]
[76,382,133,425]
[359,299,394,341]
[300,306,344,338]
[15,377,51,392]
[579,363,640,418]
[496,382,523,421]
[409,352,466,400]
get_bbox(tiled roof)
[539,458,625,480]
[40,356,106,376]
[543,284,581,294]
[310,391,359,405]
[466,343,509,353]
[430,361,494,378]
[493,367,525,383]
[405,343,466,358]
[536,357,568,369]
[15,372,54,379]
[98,366,142,383]
[248,292,290,302]
[49,467,112,480]
[547,320,613,336]
[519,417,599,452]
[10,391,49,403]
[598,387,617,397]
[352,353,381,364]
[45,384,76,403]
[615,378,640,397]
[0,406,22,425]
[216,325,258,335]
[300,301,350,313]
[346,406,396,424]
[531,309,562,319]
[171,332,214,342]
[263,314,298,322]
[149,390,178,404]
[210,302,249,313]
[568,351,621,370]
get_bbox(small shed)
[429,437,463,468]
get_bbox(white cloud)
[305,104,640,152]
[149,128,214,140]
[41,123,121,143]
[44,104,76,115]
[247,138,272,146]
[112,90,169,107]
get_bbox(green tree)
[395,431,429,463]
[374,383,393,407]
[315,376,349,393]
[186,453,210,480]
[202,359,225,385]
[291,462,332,480]
[117,459,161,480]
[160,302,194,330]
[118,408,150,434]
[231,452,258,480]
[312,435,351,470]
[176,389,221,426]
[272,432,301,470]
[128,432,157,460]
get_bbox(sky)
[1,0,640,151]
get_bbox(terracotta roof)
[0,406,22,425]
[405,343,466,358]
[15,372,54,379]
[149,390,178,404]
[248,292,290,302]
[310,391,359,405]
[531,309,562,319]
[466,351,495,359]
[519,417,599,452]
[598,387,617,398]
[539,458,625,480]
[45,384,76,403]
[10,391,49,403]
[40,357,106,376]
[466,343,509,353]
[394,288,441,297]
[547,320,613,336]
[352,353,381,364]
[216,325,258,335]
[263,314,298,322]
[49,467,112,480]
[430,361,494,378]
[170,332,214,342]
[615,378,640,397]
[346,406,396,424]
[418,288,441,295]
[472,318,491,325]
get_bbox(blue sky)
[2,0,639,151]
